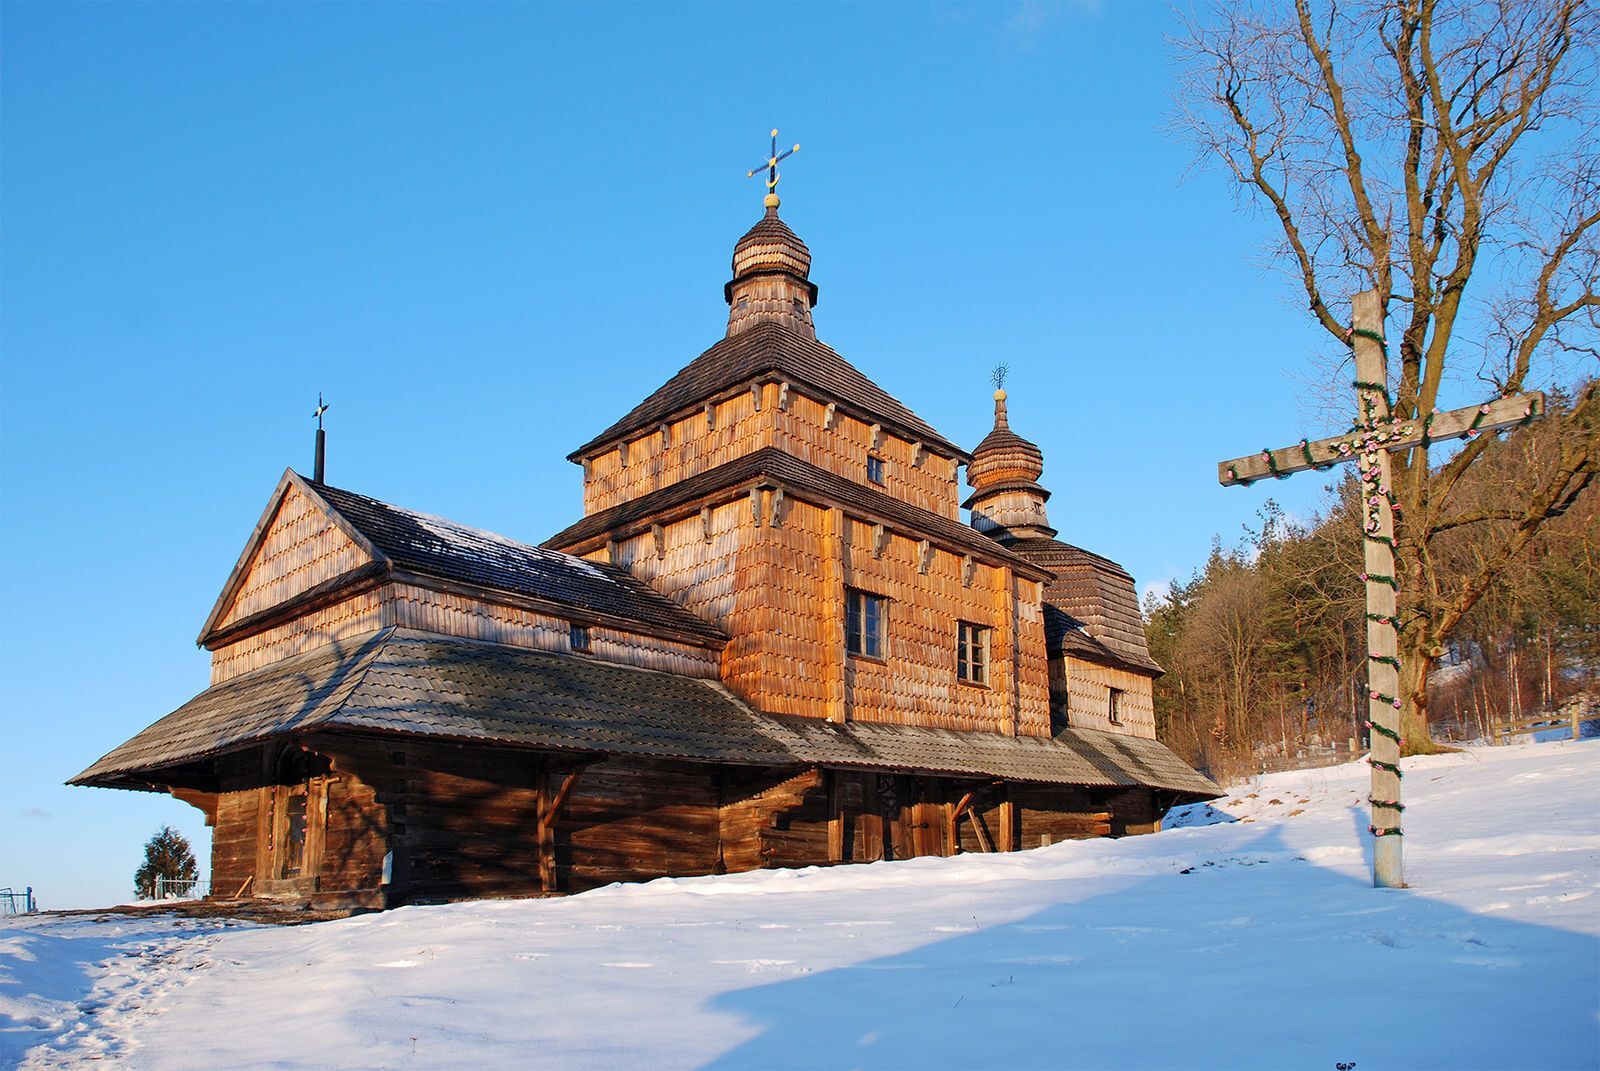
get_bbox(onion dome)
[964,389,1056,543]
[725,198,819,339]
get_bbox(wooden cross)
[747,128,800,198]
[1217,290,1545,889]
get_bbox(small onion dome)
[725,200,819,338]
[725,202,819,306]
[963,388,1055,541]
[966,389,1045,491]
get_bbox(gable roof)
[200,470,725,648]
[567,321,966,461]
[542,447,1055,581]
[1007,537,1163,676]
[71,628,1219,799]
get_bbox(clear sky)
[3,2,1389,908]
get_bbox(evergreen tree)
[133,825,198,899]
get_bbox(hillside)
[3,740,1597,1070]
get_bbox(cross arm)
[1218,391,1544,486]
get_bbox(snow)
[3,740,1597,1070]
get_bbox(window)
[1108,687,1124,725]
[570,623,591,653]
[957,622,990,685]
[845,588,886,659]
[866,456,886,484]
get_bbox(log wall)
[718,768,832,872]
[1050,658,1158,740]
[563,761,721,893]
[180,738,1165,910]
[580,380,961,518]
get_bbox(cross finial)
[747,128,800,209]
[313,392,330,430]
[991,364,1010,392]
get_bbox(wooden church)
[73,177,1219,911]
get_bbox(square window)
[846,588,886,659]
[957,622,990,685]
[866,456,886,484]
[570,623,591,653]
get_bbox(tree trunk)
[1399,632,1448,756]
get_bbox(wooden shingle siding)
[210,582,718,684]
[581,381,960,519]
[217,483,372,631]
[834,511,1050,735]
[1053,658,1157,740]
[211,586,387,683]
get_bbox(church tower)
[963,387,1057,543]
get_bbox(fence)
[152,877,210,901]
[1495,709,1588,744]
[0,887,37,915]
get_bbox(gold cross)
[747,128,800,201]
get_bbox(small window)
[845,588,886,659]
[866,456,886,484]
[1108,687,1124,725]
[570,623,591,653]
[957,622,990,685]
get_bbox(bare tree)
[1176,0,1599,752]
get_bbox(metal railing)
[0,887,37,915]
[151,877,210,901]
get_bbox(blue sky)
[3,2,1378,908]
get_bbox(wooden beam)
[541,768,584,832]
[538,766,587,894]
[949,791,976,853]
[966,808,995,853]
[1218,390,1544,486]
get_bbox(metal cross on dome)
[747,129,800,197]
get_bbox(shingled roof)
[567,321,966,461]
[1008,537,1163,676]
[201,471,725,648]
[542,447,1054,581]
[72,629,1217,799]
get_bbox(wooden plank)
[1217,390,1544,486]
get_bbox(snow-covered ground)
[3,740,1597,1070]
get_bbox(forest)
[1148,389,1598,781]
